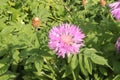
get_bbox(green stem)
[72,71,76,80]
[35,31,40,48]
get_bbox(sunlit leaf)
[79,54,88,76]
[113,74,120,80]
[12,49,20,64]
[0,72,16,80]
[84,56,92,75]
[34,58,43,75]
[0,65,9,75]
[90,53,109,67]
[70,55,78,70]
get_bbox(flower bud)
[115,37,120,53]
[32,17,41,28]
[100,0,106,6]
[82,0,86,6]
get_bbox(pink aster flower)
[108,0,120,20]
[48,23,85,58]
[115,37,120,53]
[109,0,120,9]
[111,8,120,20]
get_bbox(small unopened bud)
[115,37,120,53]
[32,17,41,28]
[82,0,86,6]
[100,0,106,6]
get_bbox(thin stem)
[72,71,76,80]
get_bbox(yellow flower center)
[61,34,73,45]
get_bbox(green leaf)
[83,48,110,67]
[0,0,7,8]
[0,63,4,68]
[113,60,120,74]
[0,57,10,64]
[67,55,72,63]
[70,55,78,70]
[62,65,72,78]
[79,54,88,76]
[84,48,97,56]
[13,49,20,64]
[55,5,65,16]
[0,19,6,31]
[0,65,9,75]
[99,67,107,76]
[113,74,120,80]
[34,58,43,75]
[26,56,36,64]
[84,56,92,75]
[0,72,16,80]
[94,73,100,80]
[90,53,109,67]
[19,48,32,58]
[1,26,14,36]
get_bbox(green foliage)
[113,74,120,80]
[0,0,119,80]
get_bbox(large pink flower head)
[48,23,85,58]
[108,0,120,20]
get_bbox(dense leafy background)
[0,0,120,80]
